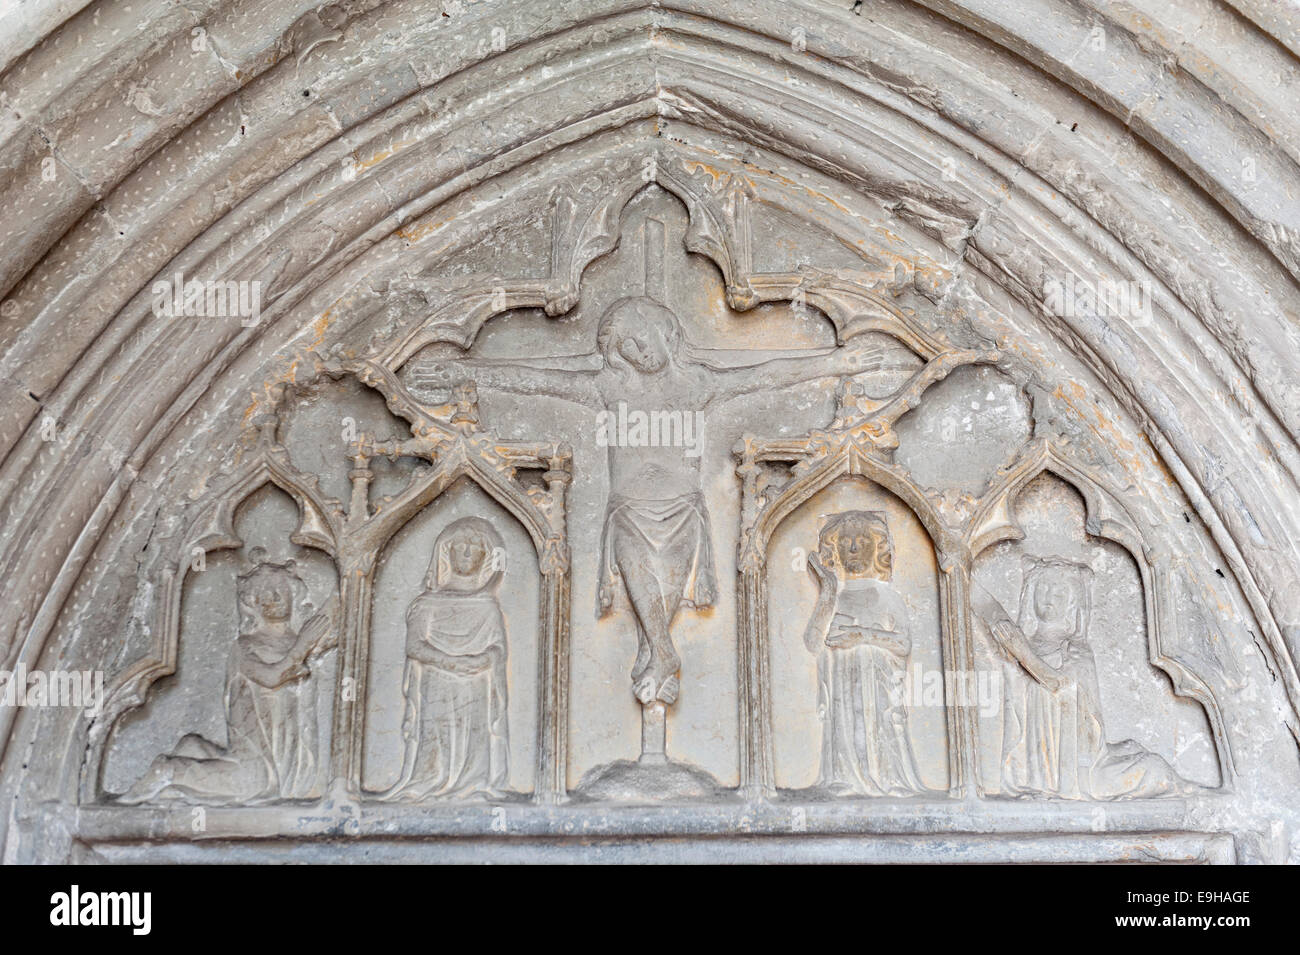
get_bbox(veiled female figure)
[976,556,1189,799]
[122,549,336,805]
[383,517,509,801]
[803,511,927,797]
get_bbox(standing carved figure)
[803,511,927,796]
[382,517,509,801]
[409,296,878,706]
[122,549,337,804]
[975,556,1190,799]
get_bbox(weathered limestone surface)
[0,0,1298,863]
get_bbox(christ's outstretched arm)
[703,343,884,405]
[407,357,603,407]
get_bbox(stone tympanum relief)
[86,177,1229,838]
[409,206,880,800]
[413,292,871,709]
[122,550,338,805]
[802,511,929,797]
[7,0,1297,866]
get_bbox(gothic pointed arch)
[0,0,1296,863]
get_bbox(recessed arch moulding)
[0,0,1297,863]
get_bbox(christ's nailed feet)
[634,666,680,705]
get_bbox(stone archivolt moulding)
[0,0,1295,863]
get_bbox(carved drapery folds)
[734,345,1001,798]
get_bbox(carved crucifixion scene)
[89,181,1232,822]
[2,1,1298,866]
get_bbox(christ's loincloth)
[597,492,717,617]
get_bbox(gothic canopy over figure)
[802,510,928,797]
[382,517,509,802]
[121,549,337,805]
[409,295,880,706]
[974,556,1192,800]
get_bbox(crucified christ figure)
[407,295,882,706]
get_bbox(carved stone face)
[836,525,877,577]
[449,534,489,577]
[1031,576,1076,627]
[251,578,293,623]
[429,517,503,593]
[618,322,668,372]
[820,512,893,581]
[597,297,680,374]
